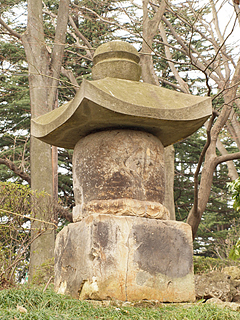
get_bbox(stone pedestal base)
[55,214,195,302]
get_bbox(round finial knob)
[92,40,142,81]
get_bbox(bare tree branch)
[166,6,236,69]
[158,77,186,92]
[159,21,190,93]
[68,14,93,59]
[216,138,239,180]
[0,16,21,39]
[0,158,31,184]
[61,66,79,91]
[141,0,167,85]
[47,0,70,111]
[161,16,220,85]
[233,1,240,26]
[215,152,240,166]
[210,0,231,79]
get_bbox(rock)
[231,279,240,303]
[55,214,195,302]
[222,266,240,280]
[195,272,234,302]
[206,297,240,311]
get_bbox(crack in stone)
[78,279,87,298]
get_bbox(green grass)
[193,256,239,274]
[0,286,239,319]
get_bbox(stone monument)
[31,40,212,302]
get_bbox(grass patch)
[193,256,238,274]
[0,285,239,319]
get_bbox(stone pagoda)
[31,40,212,302]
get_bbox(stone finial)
[92,40,142,81]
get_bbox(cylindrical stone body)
[73,130,165,210]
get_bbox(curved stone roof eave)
[31,78,212,149]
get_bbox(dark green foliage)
[174,130,206,221]
[0,35,30,182]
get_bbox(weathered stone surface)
[72,130,167,220]
[55,214,195,302]
[92,40,142,81]
[31,77,212,149]
[195,272,234,302]
[206,298,240,311]
[72,198,170,222]
[222,266,240,280]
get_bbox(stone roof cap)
[31,77,212,149]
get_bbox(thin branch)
[159,21,190,93]
[0,231,43,281]
[214,152,240,166]
[61,66,79,91]
[68,14,93,59]
[216,137,239,180]
[166,5,236,68]
[161,15,220,86]
[158,77,186,92]
[73,4,137,38]
[0,158,31,184]
[234,2,240,27]
[204,13,237,76]
[0,208,56,227]
[28,69,80,89]
[210,0,231,79]
[43,276,53,292]
[213,81,240,102]
[65,48,92,61]
[0,16,21,39]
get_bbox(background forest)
[1,0,240,284]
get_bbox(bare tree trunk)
[187,69,240,239]
[140,0,175,219]
[21,0,69,282]
[21,0,54,283]
[164,145,175,220]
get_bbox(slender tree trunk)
[187,83,240,239]
[21,0,69,282]
[21,0,54,283]
[187,144,217,238]
[164,145,175,220]
[140,0,175,219]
